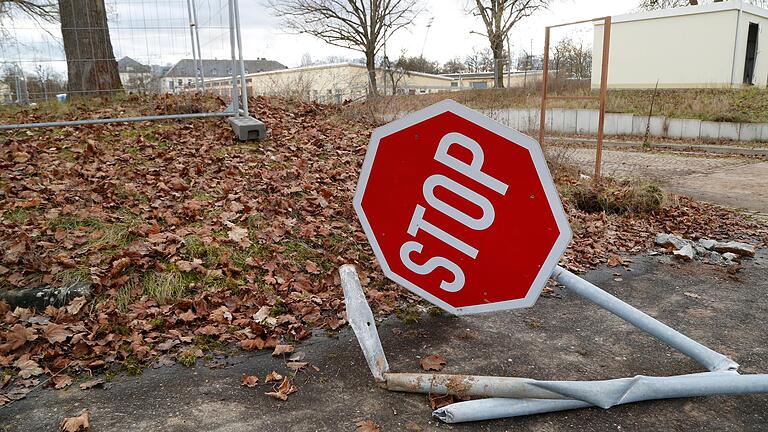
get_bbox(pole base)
[228,116,266,141]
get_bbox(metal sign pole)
[340,264,768,424]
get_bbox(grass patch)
[183,235,225,266]
[142,270,195,304]
[564,181,667,215]
[54,267,91,287]
[2,209,31,225]
[178,350,197,367]
[49,215,101,231]
[395,304,422,325]
[121,355,145,376]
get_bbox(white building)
[593,0,768,89]
[162,58,287,93]
[0,82,11,104]
[117,57,153,92]
[203,62,455,102]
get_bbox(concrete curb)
[549,137,768,157]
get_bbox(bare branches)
[0,0,57,22]
[268,0,420,94]
[468,0,549,88]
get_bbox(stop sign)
[354,100,571,315]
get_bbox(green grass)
[361,87,768,124]
[141,270,196,304]
[177,350,198,367]
[2,209,32,225]
[54,267,92,286]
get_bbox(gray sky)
[1,0,642,73]
[244,0,641,67]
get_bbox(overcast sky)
[1,0,642,73]
[245,0,642,67]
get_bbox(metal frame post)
[227,0,240,117]
[538,17,610,180]
[538,26,550,145]
[595,16,611,179]
[233,0,248,115]
[191,0,206,90]
[185,0,200,91]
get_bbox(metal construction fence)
[0,0,252,133]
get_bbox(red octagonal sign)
[354,100,572,315]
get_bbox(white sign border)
[353,99,572,315]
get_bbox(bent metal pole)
[433,371,768,423]
[551,266,739,372]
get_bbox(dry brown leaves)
[59,409,91,432]
[1,94,766,402]
[355,420,381,432]
[420,354,446,372]
[265,377,297,401]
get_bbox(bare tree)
[1,0,122,97]
[464,47,494,73]
[58,0,122,96]
[268,0,420,95]
[468,0,548,88]
[550,36,591,80]
[441,57,466,74]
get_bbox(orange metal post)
[595,16,612,180]
[538,27,551,146]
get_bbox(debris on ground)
[655,233,758,266]
[1,94,767,404]
[59,408,91,432]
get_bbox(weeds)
[564,181,667,215]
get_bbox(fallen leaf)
[59,409,91,432]
[177,309,197,322]
[241,374,259,388]
[79,378,105,390]
[225,222,251,248]
[240,338,265,351]
[420,354,446,372]
[64,297,87,315]
[272,344,294,356]
[305,260,321,274]
[44,323,73,344]
[264,377,296,401]
[15,358,44,379]
[0,324,37,353]
[52,375,74,389]
[286,361,309,371]
[607,254,624,267]
[264,371,283,382]
[355,420,381,432]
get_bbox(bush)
[564,181,666,215]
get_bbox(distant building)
[117,57,153,92]
[162,58,287,93]
[0,82,11,104]
[444,71,546,90]
[203,62,455,102]
[593,0,768,89]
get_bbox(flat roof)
[205,62,454,83]
[596,0,768,25]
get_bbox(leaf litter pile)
[1,95,766,406]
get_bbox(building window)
[450,82,459,87]
[470,81,488,89]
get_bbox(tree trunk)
[58,0,122,97]
[366,50,378,96]
[491,38,505,89]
